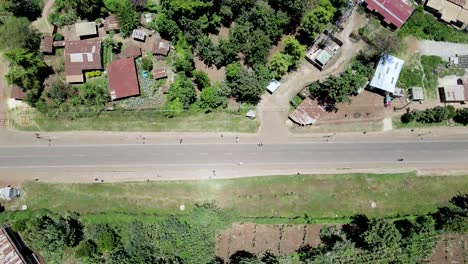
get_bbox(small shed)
[39,35,53,54]
[161,85,169,94]
[124,45,142,58]
[439,85,467,102]
[152,38,170,56]
[409,87,424,101]
[75,22,97,37]
[267,79,281,94]
[11,84,26,100]
[104,14,120,32]
[246,109,256,119]
[0,187,20,201]
[144,13,153,23]
[315,49,333,67]
[132,29,146,41]
[153,67,167,80]
[289,98,325,126]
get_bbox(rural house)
[64,40,102,83]
[368,54,405,96]
[152,38,170,56]
[0,226,40,264]
[39,35,53,54]
[439,79,468,103]
[75,22,98,38]
[104,14,120,32]
[363,0,414,29]
[107,57,140,100]
[289,98,325,126]
[426,0,468,29]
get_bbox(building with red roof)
[107,57,140,100]
[64,40,102,83]
[10,85,26,101]
[363,0,414,29]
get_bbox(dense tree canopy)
[167,73,197,109]
[2,0,43,21]
[301,0,336,40]
[225,62,267,103]
[0,16,40,50]
[116,0,140,37]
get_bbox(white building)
[369,54,404,95]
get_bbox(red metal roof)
[64,40,102,80]
[107,57,140,100]
[124,45,141,58]
[39,36,53,53]
[288,98,325,126]
[11,85,26,100]
[153,67,167,80]
[104,14,120,31]
[363,0,414,28]
[152,38,170,56]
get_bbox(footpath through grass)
[10,109,260,133]
[13,173,468,220]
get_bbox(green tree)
[217,38,238,67]
[225,62,266,103]
[0,16,40,50]
[268,53,292,79]
[75,240,99,262]
[167,73,196,108]
[244,29,272,66]
[155,13,181,40]
[88,224,121,253]
[163,97,183,118]
[301,0,336,40]
[196,36,220,67]
[141,56,153,71]
[193,70,210,90]
[363,219,402,255]
[4,0,43,21]
[172,36,195,74]
[116,0,140,37]
[454,108,468,125]
[47,78,73,105]
[200,86,222,112]
[282,36,306,67]
[268,0,306,23]
[103,0,122,12]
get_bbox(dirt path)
[32,0,55,34]
[257,10,368,140]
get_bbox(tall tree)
[167,73,197,108]
[116,0,140,37]
[4,0,43,21]
[301,0,336,40]
[0,16,40,50]
[268,53,292,79]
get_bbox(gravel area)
[418,40,468,61]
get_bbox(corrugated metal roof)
[107,57,140,100]
[152,38,170,56]
[364,0,414,28]
[64,40,102,83]
[39,36,53,53]
[370,54,404,94]
[289,98,325,126]
[104,15,120,31]
[124,45,141,58]
[75,22,97,36]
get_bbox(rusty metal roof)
[289,98,325,126]
[153,67,167,80]
[152,38,170,56]
[104,15,120,31]
[10,85,26,101]
[39,36,53,53]
[124,45,141,58]
[64,40,102,82]
[107,57,140,100]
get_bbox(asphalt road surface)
[1,140,468,169]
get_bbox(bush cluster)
[85,70,102,78]
[400,105,463,124]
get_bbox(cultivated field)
[8,173,468,219]
[430,234,468,264]
[216,223,322,259]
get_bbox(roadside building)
[363,0,414,29]
[10,85,26,101]
[75,22,97,38]
[305,32,342,70]
[104,14,120,32]
[438,79,468,103]
[132,29,146,41]
[0,187,20,201]
[124,45,142,59]
[107,57,140,100]
[266,79,281,94]
[368,54,405,95]
[449,54,468,68]
[0,226,40,264]
[409,87,425,101]
[425,0,468,29]
[289,98,325,126]
[64,40,102,83]
[152,38,170,56]
[39,36,53,54]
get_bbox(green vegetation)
[0,0,43,21]
[399,106,468,127]
[268,36,306,79]
[12,173,468,218]
[116,0,140,37]
[0,16,40,50]
[399,7,468,43]
[49,0,103,26]
[309,60,373,110]
[2,176,467,263]
[10,109,260,132]
[300,0,336,40]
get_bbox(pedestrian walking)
[212,170,216,177]
[179,138,183,144]
[235,136,239,143]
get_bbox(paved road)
[1,140,468,169]
[418,40,468,61]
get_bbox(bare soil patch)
[194,57,226,84]
[216,223,322,260]
[430,234,468,264]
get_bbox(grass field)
[11,173,468,220]
[9,109,260,133]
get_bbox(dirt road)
[32,0,55,34]
[257,10,368,140]
[418,40,468,61]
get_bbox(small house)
[39,35,53,54]
[104,14,120,32]
[0,187,20,201]
[439,80,468,103]
[289,98,325,126]
[10,85,26,101]
[75,22,97,38]
[267,79,281,94]
[64,40,102,83]
[409,87,424,101]
[152,38,170,56]
[124,45,142,58]
[132,29,146,41]
[153,66,167,80]
[305,32,342,70]
[363,0,414,29]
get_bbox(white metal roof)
[370,54,404,94]
[75,22,97,36]
[267,79,281,93]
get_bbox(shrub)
[401,110,420,124]
[193,70,210,90]
[454,108,468,125]
[417,106,450,123]
[53,33,64,41]
[141,56,153,71]
[86,70,102,78]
